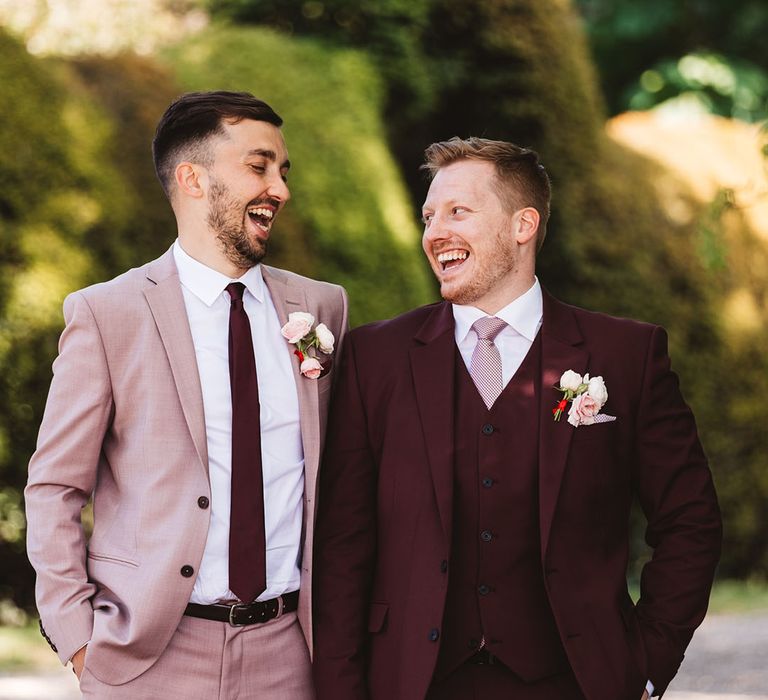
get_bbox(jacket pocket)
[87,550,139,568]
[367,602,389,634]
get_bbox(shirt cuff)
[646,680,655,696]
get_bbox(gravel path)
[1,611,765,699]
[665,610,768,698]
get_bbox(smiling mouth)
[437,249,470,271]
[247,205,275,233]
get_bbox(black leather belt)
[468,648,500,665]
[184,590,299,626]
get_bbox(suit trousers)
[426,660,586,700]
[78,611,313,700]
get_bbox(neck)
[471,275,536,315]
[177,232,250,279]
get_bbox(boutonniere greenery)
[280,312,334,379]
[552,370,610,427]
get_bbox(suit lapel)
[144,248,209,475]
[538,291,589,559]
[261,267,319,479]
[410,302,457,542]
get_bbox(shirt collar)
[173,239,265,306]
[452,278,543,345]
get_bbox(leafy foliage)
[575,0,768,117]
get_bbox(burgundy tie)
[226,282,266,602]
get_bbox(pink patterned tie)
[470,316,508,409]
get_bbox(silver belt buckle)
[274,595,285,620]
[228,603,249,627]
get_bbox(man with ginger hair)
[313,137,721,700]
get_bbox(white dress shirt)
[453,278,543,386]
[173,241,304,604]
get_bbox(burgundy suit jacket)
[313,292,721,700]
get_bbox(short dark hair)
[152,91,283,199]
[422,137,551,251]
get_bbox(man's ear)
[514,207,540,246]
[174,162,207,200]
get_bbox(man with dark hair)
[313,137,721,700]
[26,90,348,698]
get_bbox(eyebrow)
[246,148,291,170]
[421,197,460,212]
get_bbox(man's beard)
[207,179,268,269]
[439,227,518,306]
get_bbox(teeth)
[247,207,274,219]
[437,251,468,263]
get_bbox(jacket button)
[478,584,490,596]
[428,628,440,642]
[481,423,494,435]
[480,530,493,542]
[180,565,194,577]
[440,559,448,573]
[482,477,494,488]
[197,496,210,509]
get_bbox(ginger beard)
[206,177,276,269]
[431,221,519,307]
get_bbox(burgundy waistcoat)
[434,333,570,682]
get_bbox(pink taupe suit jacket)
[25,246,348,685]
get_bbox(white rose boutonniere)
[280,312,335,379]
[314,323,335,354]
[552,370,612,426]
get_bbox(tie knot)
[226,282,246,302]
[472,316,507,342]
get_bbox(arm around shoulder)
[25,291,114,664]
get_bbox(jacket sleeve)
[25,291,114,664]
[313,332,377,700]
[633,326,722,695]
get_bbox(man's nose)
[423,216,450,243]
[267,174,290,203]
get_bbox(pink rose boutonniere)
[281,312,335,379]
[552,370,614,426]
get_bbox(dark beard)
[207,180,267,269]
